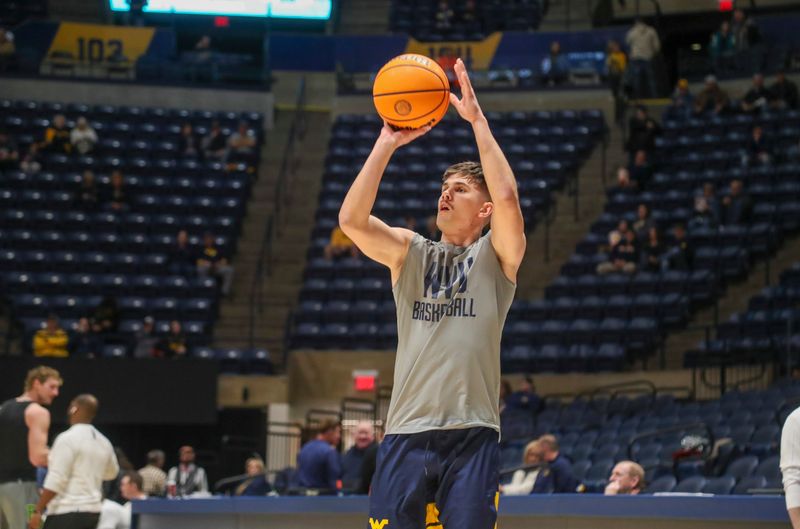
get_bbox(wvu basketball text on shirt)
[411,257,477,322]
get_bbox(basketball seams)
[375,90,448,123]
[373,55,450,128]
[374,62,449,93]
[373,88,450,98]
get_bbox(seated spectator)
[721,179,752,225]
[98,471,148,529]
[193,35,213,64]
[0,130,19,170]
[297,420,342,491]
[502,440,543,496]
[155,320,187,358]
[540,41,569,86]
[341,421,376,491]
[138,449,167,497]
[629,150,653,189]
[614,166,638,192]
[709,21,736,73]
[664,223,693,271]
[43,113,72,154]
[234,457,271,496]
[71,317,103,358]
[226,121,257,164]
[665,78,693,120]
[532,435,579,493]
[177,122,200,158]
[693,75,730,116]
[324,225,360,261]
[93,295,120,334]
[690,196,719,230]
[641,226,665,273]
[70,116,98,155]
[632,203,654,240]
[743,124,772,167]
[769,71,798,110]
[76,169,99,210]
[604,461,645,495]
[626,105,661,156]
[731,8,762,70]
[33,314,70,358]
[740,73,770,113]
[697,182,721,219]
[20,143,42,174]
[598,227,638,275]
[434,0,455,31]
[132,316,158,358]
[0,27,15,60]
[202,121,227,160]
[606,40,627,124]
[170,229,195,277]
[505,376,541,413]
[167,446,209,497]
[104,169,128,211]
[197,232,234,296]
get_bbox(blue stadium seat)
[674,476,707,493]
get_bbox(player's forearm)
[35,488,57,513]
[471,117,519,204]
[790,507,800,529]
[339,140,395,230]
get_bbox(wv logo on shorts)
[368,518,390,529]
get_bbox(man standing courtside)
[28,394,119,529]
[0,366,62,529]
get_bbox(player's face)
[35,377,61,405]
[437,175,490,234]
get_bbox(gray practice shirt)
[385,232,516,435]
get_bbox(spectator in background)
[167,446,208,497]
[770,71,799,110]
[731,8,762,72]
[740,73,770,113]
[632,203,655,240]
[0,130,19,170]
[0,27,15,61]
[126,0,148,27]
[297,420,342,491]
[629,149,653,189]
[177,122,200,158]
[325,225,360,261]
[501,440,543,496]
[202,121,227,160]
[33,314,70,358]
[226,121,257,164]
[341,422,377,492]
[540,41,569,86]
[105,169,128,211]
[98,471,148,529]
[197,232,234,296]
[743,124,772,167]
[665,78,693,120]
[626,105,661,156]
[606,40,627,125]
[193,35,212,63]
[105,448,136,504]
[71,317,102,358]
[597,227,639,275]
[138,449,167,497]
[664,223,693,271]
[641,227,665,272]
[505,376,541,413]
[70,116,98,155]
[132,316,158,359]
[721,179,752,225]
[615,166,638,192]
[434,0,455,31]
[234,457,270,496]
[694,75,730,116]
[43,113,72,154]
[76,169,99,210]
[155,320,187,358]
[709,21,736,74]
[532,435,579,493]
[20,143,42,174]
[625,18,660,98]
[170,229,195,277]
[690,195,719,230]
[92,295,120,334]
[604,461,645,495]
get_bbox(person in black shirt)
[531,435,579,494]
[744,124,772,167]
[0,130,19,170]
[105,169,128,211]
[43,114,72,154]
[92,296,120,334]
[170,230,195,277]
[770,71,798,110]
[76,169,99,210]
[71,317,103,358]
[740,73,770,113]
[155,320,187,358]
[341,422,377,492]
[641,226,665,272]
[196,232,234,295]
[202,121,227,161]
[598,227,639,275]
[177,122,200,159]
[629,150,653,189]
[721,179,752,225]
[626,105,661,156]
[665,223,693,271]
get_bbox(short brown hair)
[317,419,340,435]
[24,366,62,392]
[123,471,144,492]
[442,161,490,198]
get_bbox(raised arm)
[449,58,526,282]
[338,124,430,283]
[25,403,50,467]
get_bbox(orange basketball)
[373,54,450,130]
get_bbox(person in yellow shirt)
[324,225,360,261]
[33,315,70,358]
[606,40,628,125]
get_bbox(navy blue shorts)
[368,427,499,529]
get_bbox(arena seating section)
[0,99,267,370]
[289,110,606,350]
[389,0,542,41]
[499,380,798,494]
[502,108,800,373]
[0,0,46,27]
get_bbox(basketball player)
[339,58,525,529]
[0,366,62,529]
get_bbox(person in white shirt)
[97,471,147,529]
[28,394,118,529]
[781,407,800,529]
[69,117,98,155]
[500,440,543,496]
[166,446,208,497]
